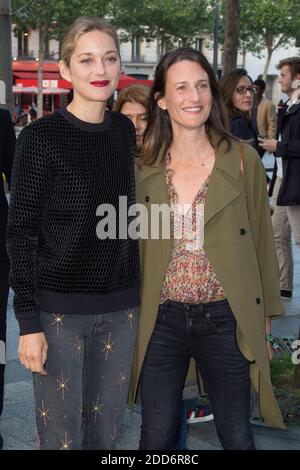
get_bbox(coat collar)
[137,131,242,228]
[137,131,241,184]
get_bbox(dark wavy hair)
[140,47,233,166]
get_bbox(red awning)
[14,71,60,80]
[117,74,153,90]
[15,77,73,89]
[12,60,59,73]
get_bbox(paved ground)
[1,248,299,451]
[1,159,300,450]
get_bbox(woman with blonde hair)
[7,16,139,450]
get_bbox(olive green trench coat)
[129,135,285,429]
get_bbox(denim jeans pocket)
[157,303,167,321]
[206,304,236,334]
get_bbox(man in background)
[254,78,277,139]
[259,57,300,299]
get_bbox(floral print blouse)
[160,165,225,304]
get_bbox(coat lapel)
[205,168,241,226]
[205,136,242,226]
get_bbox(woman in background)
[219,68,262,156]
[114,84,150,151]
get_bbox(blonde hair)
[113,85,150,113]
[61,16,120,66]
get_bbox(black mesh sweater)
[7,107,140,335]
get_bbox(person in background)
[130,47,284,450]
[219,68,262,156]
[253,79,277,140]
[114,84,150,151]
[28,102,37,123]
[259,57,300,299]
[0,108,16,450]
[7,16,139,450]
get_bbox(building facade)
[11,27,299,104]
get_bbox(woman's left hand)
[265,317,273,362]
[266,341,273,362]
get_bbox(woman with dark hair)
[219,68,261,154]
[129,47,284,450]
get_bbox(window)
[17,30,29,57]
[195,38,203,53]
[132,35,142,62]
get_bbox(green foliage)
[271,352,300,425]
[270,352,295,386]
[12,0,111,43]
[12,0,214,49]
[110,0,214,54]
[239,0,300,57]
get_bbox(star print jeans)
[32,308,139,450]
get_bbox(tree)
[112,0,213,61]
[239,0,300,80]
[222,0,240,75]
[109,0,151,61]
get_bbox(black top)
[230,115,260,155]
[7,108,140,335]
[276,101,300,206]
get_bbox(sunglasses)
[236,86,256,95]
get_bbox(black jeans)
[33,308,138,450]
[139,299,255,450]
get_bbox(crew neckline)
[57,106,111,132]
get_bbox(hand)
[266,341,274,362]
[18,332,48,375]
[265,317,273,362]
[258,137,277,153]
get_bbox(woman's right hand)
[18,332,48,375]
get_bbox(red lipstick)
[90,80,109,87]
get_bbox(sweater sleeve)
[7,125,50,335]
[231,117,262,158]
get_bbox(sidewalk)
[1,243,300,450]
